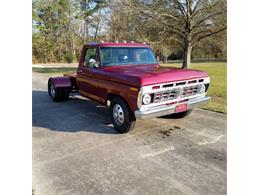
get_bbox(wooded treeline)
[32,0,226,68]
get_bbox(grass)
[32,67,77,74]
[161,62,227,113]
[32,62,227,113]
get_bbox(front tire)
[110,97,136,133]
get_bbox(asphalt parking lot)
[32,72,227,195]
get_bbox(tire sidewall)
[48,81,56,101]
[110,97,135,133]
[48,80,70,102]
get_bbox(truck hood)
[100,64,208,87]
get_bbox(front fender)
[48,77,72,88]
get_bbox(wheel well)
[107,93,135,120]
[107,93,130,109]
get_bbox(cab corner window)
[84,48,97,68]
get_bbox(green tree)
[124,0,226,68]
[33,0,83,62]
[79,0,109,42]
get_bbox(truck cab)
[48,42,210,133]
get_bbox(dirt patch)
[159,126,184,138]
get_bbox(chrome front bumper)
[134,96,210,119]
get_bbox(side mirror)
[89,59,99,68]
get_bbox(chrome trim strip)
[135,96,210,119]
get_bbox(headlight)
[200,84,206,93]
[142,94,151,105]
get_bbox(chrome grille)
[182,85,200,97]
[153,84,203,103]
[153,88,181,103]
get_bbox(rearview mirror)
[89,59,99,68]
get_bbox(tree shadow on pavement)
[32,90,117,134]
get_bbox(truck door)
[77,46,104,103]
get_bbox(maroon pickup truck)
[48,42,210,133]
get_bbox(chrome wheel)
[113,104,124,125]
[50,83,55,98]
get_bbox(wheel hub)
[113,104,124,125]
[50,83,55,97]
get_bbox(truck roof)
[86,42,149,48]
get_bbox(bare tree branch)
[191,26,226,46]
[192,0,202,12]
[191,11,225,31]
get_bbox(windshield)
[100,47,157,66]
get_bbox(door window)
[84,48,97,68]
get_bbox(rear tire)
[110,97,136,133]
[48,80,70,102]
